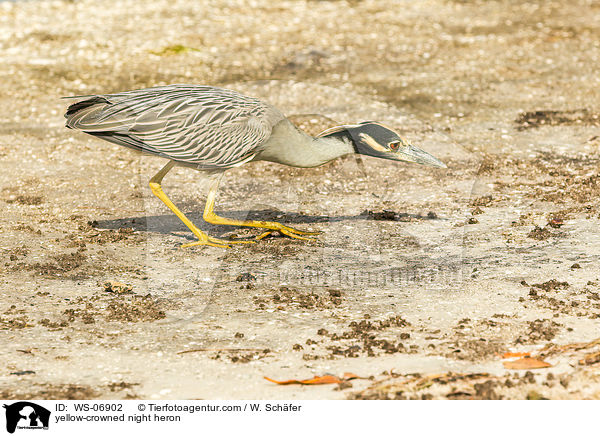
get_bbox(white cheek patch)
[358,133,389,153]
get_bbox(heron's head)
[320,121,446,168]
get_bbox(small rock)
[547,218,564,228]
[527,226,553,240]
[102,281,133,294]
[526,390,547,400]
[334,381,353,391]
[10,370,36,376]
[236,273,256,282]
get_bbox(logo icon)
[3,402,50,434]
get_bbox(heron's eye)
[389,141,400,151]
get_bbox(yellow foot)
[277,225,320,236]
[279,228,317,241]
[253,227,319,242]
[180,235,255,248]
[181,240,230,248]
[255,231,274,241]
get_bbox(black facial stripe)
[348,123,399,147]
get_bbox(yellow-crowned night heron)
[65,84,446,248]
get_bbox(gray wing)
[64,85,286,169]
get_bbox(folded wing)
[65,85,285,169]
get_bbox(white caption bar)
[0,400,595,435]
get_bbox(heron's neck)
[256,120,354,168]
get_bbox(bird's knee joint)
[149,181,162,192]
[203,211,217,221]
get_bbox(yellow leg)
[148,162,251,248]
[202,173,320,241]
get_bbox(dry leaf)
[177,348,266,355]
[536,337,600,358]
[265,375,342,385]
[579,351,600,366]
[502,352,531,359]
[503,357,551,369]
[265,373,359,385]
[342,372,360,380]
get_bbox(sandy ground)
[1,0,600,399]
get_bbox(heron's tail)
[64,96,109,119]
